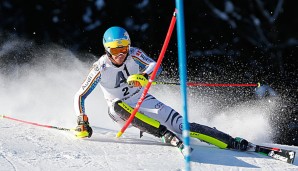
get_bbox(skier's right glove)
[75,114,93,138]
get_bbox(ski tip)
[253,143,296,164]
[0,114,4,119]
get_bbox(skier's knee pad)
[189,123,233,149]
[113,100,167,137]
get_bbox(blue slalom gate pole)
[175,1,191,171]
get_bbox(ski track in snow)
[0,151,17,171]
[0,119,298,171]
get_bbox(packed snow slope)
[0,46,297,170]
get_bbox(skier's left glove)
[127,73,149,87]
[75,114,93,138]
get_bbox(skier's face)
[111,52,127,65]
[109,46,129,65]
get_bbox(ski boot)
[161,130,193,156]
[228,137,249,151]
[162,130,184,148]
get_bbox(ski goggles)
[109,46,129,56]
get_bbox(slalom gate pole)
[116,10,177,138]
[0,114,75,131]
[152,82,260,87]
[175,1,191,171]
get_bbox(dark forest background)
[0,0,297,145]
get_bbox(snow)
[1,48,298,170]
[1,120,297,171]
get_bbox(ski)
[247,143,296,164]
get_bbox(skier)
[74,26,249,153]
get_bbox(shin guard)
[113,100,167,138]
[189,123,234,149]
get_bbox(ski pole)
[175,2,191,171]
[0,114,75,131]
[152,82,261,87]
[116,10,177,138]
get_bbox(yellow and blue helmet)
[103,26,131,54]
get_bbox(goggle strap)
[105,50,112,57]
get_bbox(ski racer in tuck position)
[74,26,249,153]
